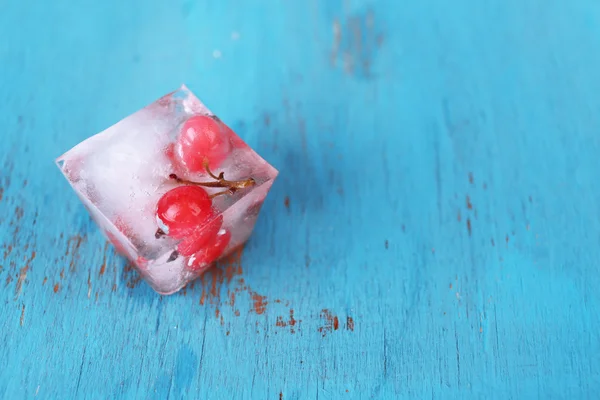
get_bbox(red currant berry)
[177,215,223,256]
[176,115,231,172]
[187,229,231,271]
[155,186,213,238]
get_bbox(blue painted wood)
[1,0,600,398]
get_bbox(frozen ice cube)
[56,85,278,295]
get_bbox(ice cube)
[56,85,278,295]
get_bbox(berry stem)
[209,189,236,199]
[169,160,255,192]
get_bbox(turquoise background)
[1,0,599,398]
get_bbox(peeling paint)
[251,292,267,315]
[15,251,35,299]
[65,235,86,271]
[318,309,340,337]
[275,309,300,333]
[346,317,354,331]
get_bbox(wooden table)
[1,1,599,398]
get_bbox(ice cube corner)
[56,85,278,294]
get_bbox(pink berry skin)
[155,186,214,239]
[175,115,231,172]
[187,229,231,271]
[177,215,224,257]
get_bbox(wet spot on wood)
[330,9,383,79]
[298,117,307,155]
[331,19,341,64]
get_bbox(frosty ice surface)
[56,85,278,294]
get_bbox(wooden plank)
[1,0,599,398]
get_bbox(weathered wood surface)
[1,0,599,398]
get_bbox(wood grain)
[1,0,600,398]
